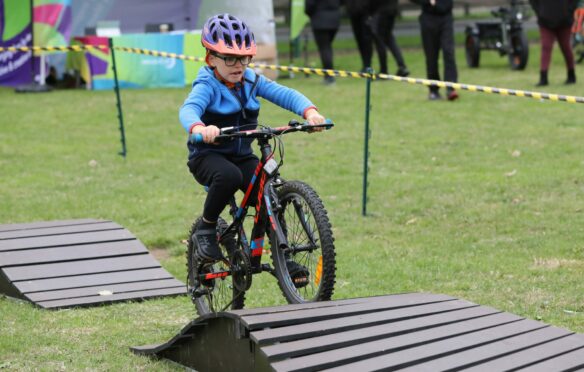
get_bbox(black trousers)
[348,13,373,70]
[371,9,406,74]
[188,152,259,222]
[419,13,458,93]
[312,28,338,70]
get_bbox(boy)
[179,14,326,262]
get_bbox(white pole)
[39,53,46,86]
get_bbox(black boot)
[536,70,548,87]
[565,69,576,84]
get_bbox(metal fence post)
[109,38,127,158]
[362,68,373,216]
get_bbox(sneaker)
[323,75,336,86]
[447,89,459,101]
[286,260,310,288]
[193,228,223,261]
[396,67,410,77]
[428,91,442,100]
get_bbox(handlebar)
[189,119,334,144]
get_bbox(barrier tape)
[2,44,583,104]
[0,45,108,53]
[375,73,584,104]
[113,46,374,79]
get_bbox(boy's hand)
[305,108,326,131]
[192,125,220,144]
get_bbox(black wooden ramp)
[0,219,186,309]
[131,293,584,371]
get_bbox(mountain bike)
[186,120,337,316]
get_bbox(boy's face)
[209,54,251,84]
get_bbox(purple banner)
[0,0,34,87]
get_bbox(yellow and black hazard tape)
[0,45,107,53]
[111,46,374,78]
[3,44,584,104]
[111,46,205,62]
[376,73,584,104]
[110,47,584,104]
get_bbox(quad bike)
[465,0,530,70]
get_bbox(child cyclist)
[179,14,327,269]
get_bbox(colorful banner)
[33,0,71,47]
[290,0,309,40]
[0,0,33,86]
[67,32,205,90]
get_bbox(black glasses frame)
[211,52,252,66]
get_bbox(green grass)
[1,37,583,369]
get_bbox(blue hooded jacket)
[179,66,316,160]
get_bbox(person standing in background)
[530,0,578,86]
[344,0,375,73]
[305,0,341,85]
[370,0,410,77]
[410,0,459,101]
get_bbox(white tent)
[71,0,276,43]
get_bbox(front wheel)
[508,29,529,70]
[269,181,336,304]
[187,217,245,316]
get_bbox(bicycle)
[186,120,337,316]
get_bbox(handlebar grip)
[189,133,233,144]
[190,133,203,144]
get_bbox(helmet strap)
[205,50,212,66]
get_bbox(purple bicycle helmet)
[201,14,257,56]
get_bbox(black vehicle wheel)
[187,217,245,316]
[269,181,336,304]
[465,33,481,68]
[509,30,529,70]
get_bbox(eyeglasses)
[211,52,252,66]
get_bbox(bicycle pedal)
[293,276,310,289]
[193,287,212,297]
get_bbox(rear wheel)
[508,29,529,70]
[269,181,336,304]
[187,217,245,315]
[465,33,481,68]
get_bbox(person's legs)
[556,26,576,83]
[232,154,260,195]
[440,15,457,83]
[538,26,556,86]
[439,14,458,100]
[312,28,337,84]
[379,11,408,75]
[312,29,334,70]
[420,14,441,96]
[349,13,373,71]
[369,13,388,74]
[188,153,250,259]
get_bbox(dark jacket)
[370,0,399,15]
[409,0,453,16]
[529,0,577,29]
[344,0,371,16]
[305,0,341,30]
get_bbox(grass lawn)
[1,34,583,370]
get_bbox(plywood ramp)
[131,293,584,371]
[0,219,185,309]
